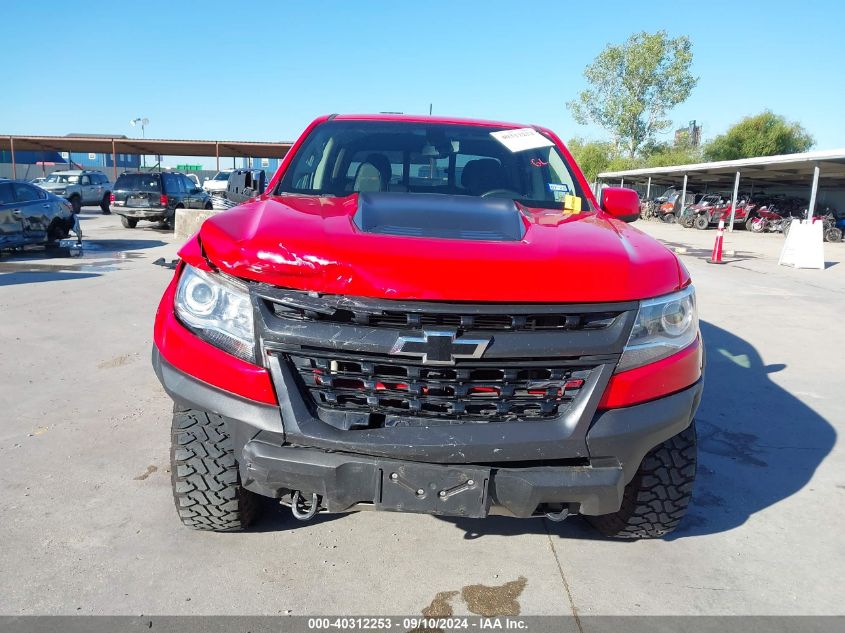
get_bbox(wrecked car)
[0,179,81,252]
[153,114,703,538]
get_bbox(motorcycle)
[747,205,787,233]
[782,208,843,242]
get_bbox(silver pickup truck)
[38,170,112,214]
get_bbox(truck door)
[80,174,98,205]
[0,182,25,245]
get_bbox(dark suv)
[111,172,212,229]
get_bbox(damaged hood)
[195,193,684,302]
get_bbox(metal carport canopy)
[597,149,845,188]
[0,135,293,159]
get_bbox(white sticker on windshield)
[490,128,554,153]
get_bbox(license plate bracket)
[376,461,490,518]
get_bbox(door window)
[80,175,91,185]
[13,183,44,202]
[181,175,195,192]
[0,182,14,205]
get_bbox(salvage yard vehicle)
[39,169,112,214]
[658,191,699,223]
[153,114,703,539]
[202,170,234,196]
[223,168,267,205]
[680,194,724,228]
[111,171,213,230]
[782,209,843,242]
[0,179,81,252]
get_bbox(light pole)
[130,117,149,170]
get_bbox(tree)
[567,138,612,182]
[568,31,697,159]
[704,111,814,161]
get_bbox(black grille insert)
[269,302,619,332]
[287,352,592,423]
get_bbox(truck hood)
[195,193,684,302]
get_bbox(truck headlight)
[616,286,698,372]
[174,265,255,363]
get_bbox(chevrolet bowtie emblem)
[390,330,491,365]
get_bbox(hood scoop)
[353,192,525,242]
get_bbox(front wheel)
[100,193,111,214]
[662,212,676,224]
[749,217,765,233]
[694,215,710,230]
[587,422,697,539]
[171,406,260,531]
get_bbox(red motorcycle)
[747,205,786,233]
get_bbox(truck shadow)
[442,320,836,541]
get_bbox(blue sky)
[4,0,845,156]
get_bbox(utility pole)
[130,117,149,170]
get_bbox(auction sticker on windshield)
[490,128,554,152]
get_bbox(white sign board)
[490,128,554,153]
[778,220,825,270]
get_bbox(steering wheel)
[480,188,522,199]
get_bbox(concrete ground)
[0,209,842,617]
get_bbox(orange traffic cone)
[708,219,726,264]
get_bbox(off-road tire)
[100,193,111,214]
[694,215,710,230]
[587,422,697,539]
[69,195,82,214]
[120,216,138,229]
[170,405,259,531]
[662,212,676,224]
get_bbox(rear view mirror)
[600,187,640,222]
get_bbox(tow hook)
[544,507,570,522]
[289,491,320,521]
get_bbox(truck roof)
[330,113,535,130]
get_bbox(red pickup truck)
[153,114,703,538]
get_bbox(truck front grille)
[286,351,592,424]
[269,302,619,332]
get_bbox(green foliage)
[704,111,814,161]
[568,30,697,158]
[567,137,612,182]
[567,136,700,181]
[642,141,702,168]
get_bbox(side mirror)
[600,187,640,222]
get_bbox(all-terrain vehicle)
[153,114,703,539]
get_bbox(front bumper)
[153,345,702,517]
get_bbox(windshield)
[213,172,231,181]
[114,174,161,192]
[46,174,79,184]
[276,121,586,210]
